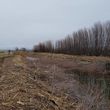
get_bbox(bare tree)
[33,21,110,56]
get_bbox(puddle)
[66,70,110,99]
[26,57,39,61]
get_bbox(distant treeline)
[33,21,110,56]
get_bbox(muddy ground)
[0,52,110,110]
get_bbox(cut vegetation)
[0,52,110,110]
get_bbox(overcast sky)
[0,0,110,49]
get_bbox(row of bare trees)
[33,21,110,56]
[33,41,54,53]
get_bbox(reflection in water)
[68,69,110,99]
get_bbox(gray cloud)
[0,0,110,49]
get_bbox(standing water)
[72,70,110,99]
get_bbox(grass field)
[0,52,110,110]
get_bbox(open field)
[0,52,110,110]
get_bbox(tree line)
[33,21,110,56]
